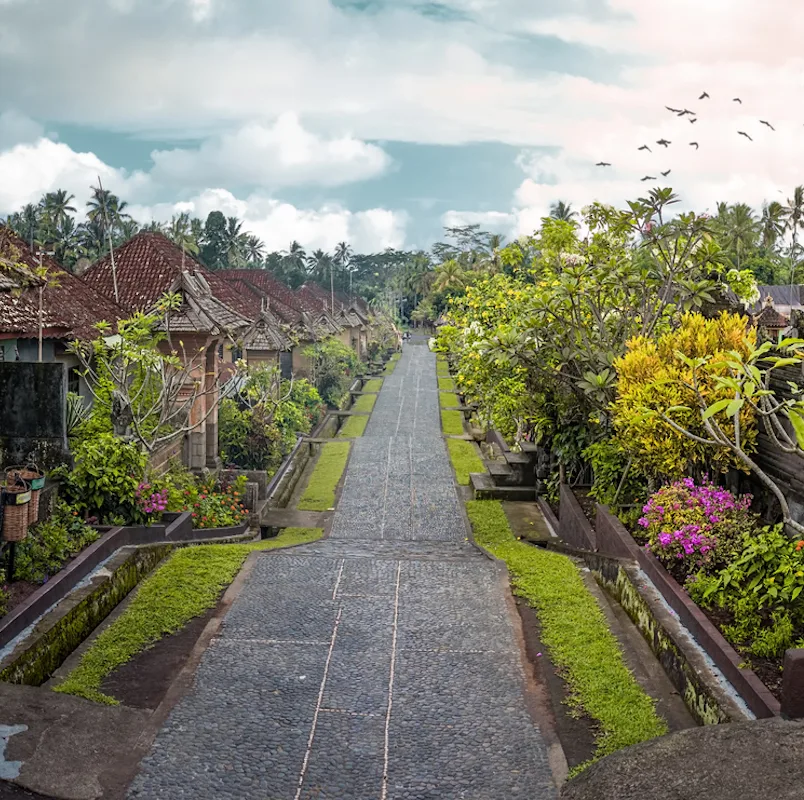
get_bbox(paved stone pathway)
[129,345,557,800]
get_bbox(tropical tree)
[433,259,465,292]
[334,241,352,292]
[168,212,199,255]
[783,186,804,286]
[244,235,265,265]
[549,200,578,225]
[42,190,76,228]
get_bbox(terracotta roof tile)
[0,225,125,340]
[755,304,790,329]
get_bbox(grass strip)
[438,377,456,391]
[446,438,484,485]
[362,378,383,392]
[441,409,465,436]
[440,391,460,407]
[297,440,351,510]
[53,528,323,705]
[351,394,376,413]
[466,500,667,773]
[436,354,447,363]
[337,415,369,438]
[383,361,397,376]
[436,364,450,377]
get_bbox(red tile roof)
[755,304,790,329]
[222,269,307,324]
[0,225,125,340]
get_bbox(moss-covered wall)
[587,554,734,726]
[0,545,171,687]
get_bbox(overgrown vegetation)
[446,439,484,485]
[441,410,465,436]
[53,528,323,704]
[297,441,351,510]
[466,500,667,771]
[304,338,360,406]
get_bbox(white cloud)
[150,113,391,189]
[0,110,43,150]
[441,210,517,234]
[130,189,407,252]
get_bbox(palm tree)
[721,203,759,270]
[433,259,465,292]
[223,216,248,268]
[281,241,308,288]
[86,186,131,245]
[53,216,85,269]
[307,249,332,284]
[143,220,167,234]
[16,203,42,249]
[118,218,140,243]
[783,186,804,288]
[549,200,578,223]
[761,201,786,252]
[168,213,199,255]
[333,241,352,294]
[244,235,265,266]
[42,190,76,228]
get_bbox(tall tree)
[168,212,199,255]
[783,186,804,287]
[201,210,227,270]
[244,235,265,266]
[42,189,76,228]
[549,200,578,224]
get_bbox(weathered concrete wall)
[0,362,70,470]
[0,544,171,686]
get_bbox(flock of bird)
[594,91,780,183]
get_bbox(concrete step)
[504,451,532,466]
[470,473,536,501]
[487,461,522,487]
[519,442,540,455]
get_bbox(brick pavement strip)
[128,346,557,800]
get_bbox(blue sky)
[0,0,798,253]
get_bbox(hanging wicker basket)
[5,464,44,522]
[2,482,31,542]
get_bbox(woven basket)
[6,465,44,522]
[2,484,31,542]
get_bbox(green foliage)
[167,472,249,529]
[15,502,100,584]
[65,393,91,438]
[55,434,147,524]
[446,439,484,485]
[337,416,369,438]
[298,441,351,510]
[54,528,323,704]
[304,338,360,406]
[612,312,757,479]
[351,394,376,413]
[467,500,667,769]
[690,526,804,658]
[441,410,465,436]
[583,439,648,526]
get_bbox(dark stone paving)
[129,346,557,800]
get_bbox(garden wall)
[0,362,71,470]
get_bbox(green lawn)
[351,394,376,413]
[436,364,450,377]
[440,391,460,408]
[297,441,351,510]
[337,415,369,438]
[446,438,484,485]
[53,528,323,705]
[383,360,397,376]
[441,409,465,436]
[466,500,667,773]
[362,379,383,392]
[438,377,456,391]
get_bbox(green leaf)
[726,398,744,417]
[789,408,804,450]
[703,398,731,420]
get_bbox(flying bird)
[596,161,611,166]
[641,176,657,181]
[690,141,699,149]
[689,117,698,123]
[699,91,709,99]
[638,144,652,152]
[657,139,671,147]
[738,130,753,141]
[666,106,683,113]
[677,109,695,116]
[760,120,776,131]
[661,169,672,176]
[733,97,742,104]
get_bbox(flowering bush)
[169,474,249,529]
[135,482,169,524]
[638,478,758,581]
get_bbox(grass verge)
[297,440,351,510]
[362,378,383,392]
[383,361,397,376]
[446,438,484,485]
[441,409,465,436]
[351,394,376,413]
[438,377,456,391]
[436,364,450,377]
[53,528,323,705]
[337,415,369,438]
[440,391,460,407]
[466,500,668,773]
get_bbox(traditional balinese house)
[299,283,367,358]
[753,295,791,340]
[0,225,125,401]
[83,232,251,468]
[221,270,338,377]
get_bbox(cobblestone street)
[129,345,557,799]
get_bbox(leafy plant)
[66,392,91,438]
[690,526,804,657]
[304,338,360,406]
[55,434,147,524]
